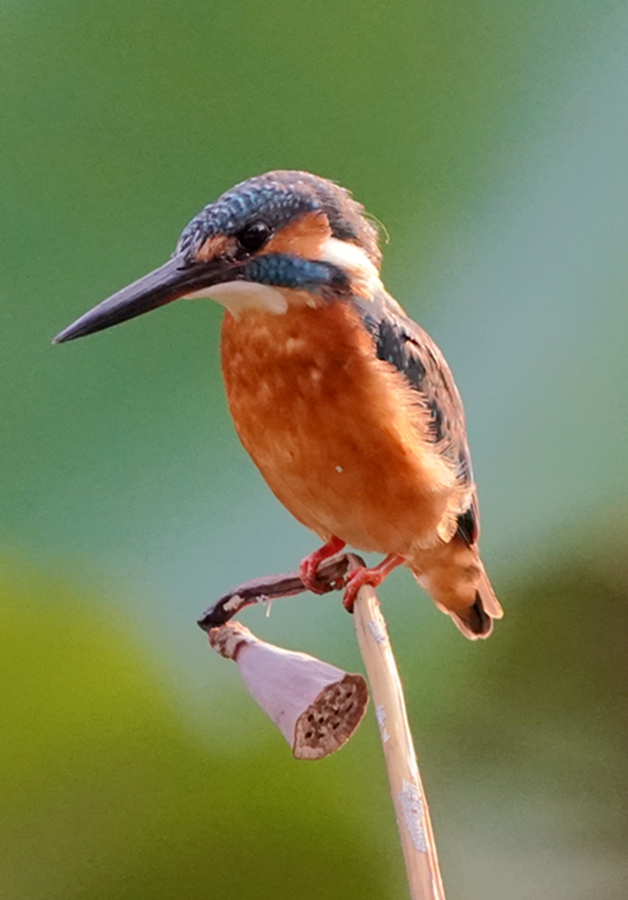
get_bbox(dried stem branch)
[197,552,361,630]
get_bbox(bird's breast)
[220,298,463,553]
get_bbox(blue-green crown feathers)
[177,171,381,268]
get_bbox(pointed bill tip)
[51,256,217,346]
[52,326,80,345]
[51,308,121,345]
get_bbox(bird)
[54,170,502,639]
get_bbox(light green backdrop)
[1,2,627,898]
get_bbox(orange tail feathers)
[409,536,503,639]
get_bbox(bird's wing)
[355,291,480,547]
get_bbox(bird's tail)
[408,536,503,639]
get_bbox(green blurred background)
[2,1,627,897]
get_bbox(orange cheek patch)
[262,212,332,259]
[195,235,233,262]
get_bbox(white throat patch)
[185,281,289,316]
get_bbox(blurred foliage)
[0,566,400,900]
[2,0,628,897]
[2,527,627,900]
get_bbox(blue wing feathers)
[356,293,480,547]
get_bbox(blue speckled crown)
[177,171,381,268]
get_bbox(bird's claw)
[341,554,405,612]
[299,537,347,594]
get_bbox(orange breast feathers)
[220,299,469,557]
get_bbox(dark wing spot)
[455,504,478,545]
[374,318,426,391]
[427,398,445,443]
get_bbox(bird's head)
[54,171,382,343]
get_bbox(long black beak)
[53,255,232,344]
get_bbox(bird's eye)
[236,220,272,254]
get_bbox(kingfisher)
[54,171,502,638]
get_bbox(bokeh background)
[2,2,628,898]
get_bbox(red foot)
[299,536,347,594]
[343,554,405,611]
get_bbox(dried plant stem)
[198,557,446,898]
[353,584,446,900]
